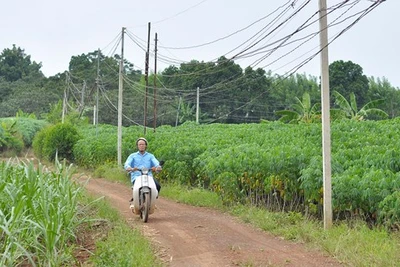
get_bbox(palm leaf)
[361,99,384,110]
[330,108,347,121]
[364,108,389,119]
[349,93,358,114]
[333,91,354,118]
[301,92,312,111]
[275,110,299,123]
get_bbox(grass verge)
[161,183,400,267]
[78,193,162,267]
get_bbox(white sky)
[1,0,398,88]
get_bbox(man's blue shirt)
[124,151,160,183]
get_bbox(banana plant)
[275,92,321,124]
[331,91,388,121]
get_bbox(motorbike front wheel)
[140,192,150,222]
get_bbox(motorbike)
[129,167,159,222]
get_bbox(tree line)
[1,44,399,125]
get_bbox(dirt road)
[83,177,342,267]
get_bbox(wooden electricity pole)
[153,33,158,132]
[318,0,332,229]
[78,81,86,118]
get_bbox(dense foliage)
[73,124,143,168]
[71,120,400,229]
[1,45,400,127]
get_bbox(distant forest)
[0,44,398,126]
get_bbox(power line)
[252,1,360,69]
[84,0,386,124]
[157,0,294,50]
[281,0,384,79]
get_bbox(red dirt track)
[83,177,342,267]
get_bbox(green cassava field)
[1,116,400,266]
[73,119,400,228]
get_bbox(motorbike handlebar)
[126,166,161,173]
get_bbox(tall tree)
[160,58,245,124]
[0,45,43,82]
[231,66,271,123]
[367,77,400,118]
[66,50,142,126]
[0,80,12,102]
[0,81,59,118]
[329,60,369,108]
[270,73,320,121]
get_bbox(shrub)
[32,125,51,158]
[0,120,24,154]
[33,123,81,162]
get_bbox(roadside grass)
[82,194,162,267]
[32,160,161,267]
[0,159,84,266]
[6,157,396,267]
[93,162,128,183]
[51,163,398,267]
[0,157,161,267]
[72,167,162,267]
[160,183,224,209]
[161,183,400,267]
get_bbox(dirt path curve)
[82,177,342,267]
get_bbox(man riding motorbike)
[124,137,162,200]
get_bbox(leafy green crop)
[46,118,400,228]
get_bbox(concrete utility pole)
[117,27,125,167]
[94,48,100,126]
[196,87,199,123]
[318,0,332,229]
[175,95,182,127]
[153,32,158,132]
[62,88,67,123]
[144,22,151,135]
